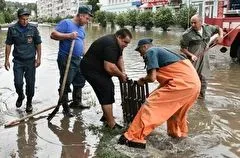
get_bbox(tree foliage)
[176,5,197,30]
[0,12,5,24]
[94,10,107,27]
[87,0,100,14]
[105,12,116,28]
[3,8,15,23]
[0,0,6,12]
[115,13,126,28]
[137,11,154,30]
[153,7,174,31]
[125,10,139,30]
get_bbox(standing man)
[80,28,131,129]
[51,5,93,117]
[118,38,200,149]
[180,14,223,98]
[4,8,42,113]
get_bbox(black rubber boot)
[69,87,90,109]
[16,94,25,108]
[26,97,33,113]
[62,94,74,117]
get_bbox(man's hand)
[69,32,78,40]
[35,58,41,68]
[137,77,145,86]
[190,54,198,62]
[119,73,128,82]
[4,60,10,71]
[216,36,223,44]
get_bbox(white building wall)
[100,0,140,13]
[37,0,87,19]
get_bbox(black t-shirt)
[82,34,122,74]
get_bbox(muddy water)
[0,25,239,158]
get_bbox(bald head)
[190,14,202,31]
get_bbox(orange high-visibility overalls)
[124,59,201,144]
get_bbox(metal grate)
[119,79,149,124]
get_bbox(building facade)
[37,0,87,19]
[99,0,142,13]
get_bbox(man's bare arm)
[50,30,78,41]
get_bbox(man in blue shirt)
[51,5,93,117]
[5,8,42,113]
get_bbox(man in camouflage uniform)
[180,14,223,98]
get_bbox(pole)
[47,40,75,122]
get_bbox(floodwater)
[0,25,239,158]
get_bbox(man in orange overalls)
[118,38,201,149]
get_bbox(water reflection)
[17,120,37,157]
[48,114,89,158]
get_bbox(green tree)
[54,16,62,23]
[105,12,116,28]
[0,0,6,12]
[94,10,107,27]
[153,7,174,31]
[4,9,14,23]
[115,13,126,28]
[0,12,5,24]
[87,0,100,14]
[176,5,197,30]
[137,11,154,30]
[125,10,139,30]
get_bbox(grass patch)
[88,124,129,158]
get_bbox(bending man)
[118,38,200,149]
[80,28,131,129]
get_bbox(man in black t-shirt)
[81,28,132,129]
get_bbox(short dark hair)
[115,28,132,39]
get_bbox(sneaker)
[112,123,123,130]
[118,134,129,145]
[118,134,146,149]
[16,95,25,108]
[100,115,116,122]
[26,101,33,113]
[128,141,146,149]
[105,123,123,130]
[100,115,106,122]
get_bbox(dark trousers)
[13,60,36,99]
[199,74,207,97]
[57,55,85,96]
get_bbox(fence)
[119,79,149,124]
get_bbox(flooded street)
[0,25,239,158]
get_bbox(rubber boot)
[62,94,74,117]
[26,97,33,113]
[69,87,90,109]
[16,94,25,108]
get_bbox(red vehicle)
[204,0,240,61]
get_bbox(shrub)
[94,10,107,27]
[176,5,197,30]
[125,9,139,30]
[137,11,153,30]
[153,7,174,31]
[115,13,126,28]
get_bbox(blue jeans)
[13,59,36,99]
[57,55,85,95]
